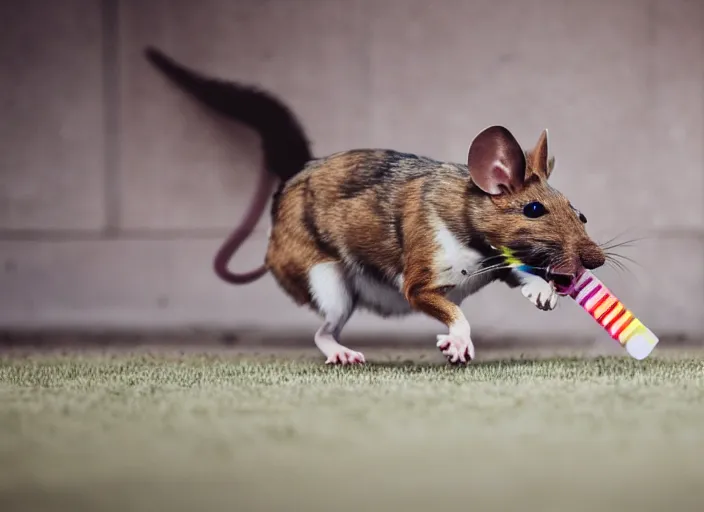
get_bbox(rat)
[145,47,606,365]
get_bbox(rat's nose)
[579,244,606,270]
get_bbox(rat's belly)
[351,272,413,317]
[349,271,485,318]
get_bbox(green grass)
[1,348,704,512]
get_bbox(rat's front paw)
[436,334,475,364]
[521,278,558,311]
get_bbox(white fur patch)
[308,262,353,320]
[432,221,488,302]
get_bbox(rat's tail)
[144,47,313,285]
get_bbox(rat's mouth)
[545,268,577,296]
[498,245,583,296]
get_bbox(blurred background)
[0,0,702,347]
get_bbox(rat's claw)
[325,349,366,365]
[436,334,474,364]
[522,277,558,312]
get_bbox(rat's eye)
[523,201,546,218]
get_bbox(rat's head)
[467,125,605,294]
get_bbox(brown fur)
[266,151,465,318]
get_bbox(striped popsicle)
[570,270,659,360]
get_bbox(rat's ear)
[527,129,552,179]
[467,125,526,195]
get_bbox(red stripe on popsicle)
[604,307,626,332]
[596,299,619,323]
[613,313,634,338]
[588,293,609,315]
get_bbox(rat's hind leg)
[309,262,365,365]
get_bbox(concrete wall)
[1,0,702,341]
